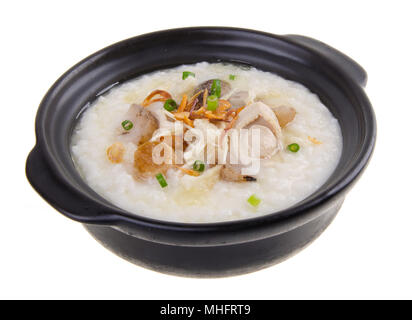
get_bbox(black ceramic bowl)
[26,27,376,277]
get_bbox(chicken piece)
[235,102,282,134]
[183,119,228,165]
[192,79,231,109]
[120,101,179,145]
[228,90,249,108]
[234,101,283,157]
[147,101,175,128]
[147,101,178,141]
[273,105,296,128]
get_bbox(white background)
[1,0,411,299]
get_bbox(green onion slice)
[229,74,236,80]
[155,173,168,188]
[287,143,300,153]
[193,160,205,172]
[210,79,221,97]
[206,95,219,111]
[163,99,177,112]
[121,120,133,131]
[247,194,261,207]
[182,71,195,80]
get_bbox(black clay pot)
[26,27,376,277]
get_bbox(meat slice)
[119,104,159,145]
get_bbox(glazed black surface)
[85,197,343,277]
[26,27,376,276]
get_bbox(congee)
[71,62,342,222]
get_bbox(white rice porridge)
[71,62,342,223]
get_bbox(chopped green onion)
[206,95,219,111]
[193,160,205,172]
[210,79,221,97]
[247,194,261,207]
[163,99,177,111]
[155,173,168,188]
[229,74,236,80]
[121,120,133,131]
[182,71,195,80]
[287,143,300,153]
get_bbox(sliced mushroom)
[234,101,283,154]
[273,105,296,128]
